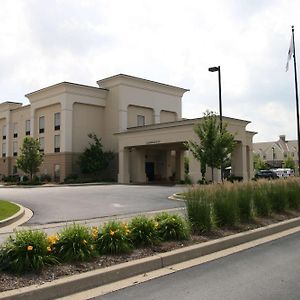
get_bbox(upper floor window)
[137,115,145,127]
[25,120,30,136]
[39,116,45,134]
[2,143,6,158]
[54,112,60,131]
[13,123,18,138]
[2,125,6,140]
[54,135,60,153]
[13,141,18,156]
[39,137,45,153]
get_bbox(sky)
[0,0,300,142]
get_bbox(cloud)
[0,0,300,143]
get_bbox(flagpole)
[291,25,300,175]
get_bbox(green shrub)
[236,183,254,222]
[53,224,96,262]
[0,230,58,273]
[129,216,159,246]
[96,221,132,254]
[252,182,272,217]
[40,174,52,182]
[185,188,213,233]
[213,185,240,227]
[269,182,287,213]
[285,179,300,209]
[154,213,190,241]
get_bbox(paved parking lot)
[0,185,185,225]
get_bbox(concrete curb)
[1,216,300,300]
[0,203,25,228]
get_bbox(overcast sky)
[1,0,300,142]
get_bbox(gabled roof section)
[25,81,108,103]
[97,74,189,97]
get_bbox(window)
[39,137,45,153]
[54,135,60,152]
[2,143,6,158]
[25,120,30,136]
[137,115,145,127]
[13,141,18,156]
[54,112,60,130]
[39,116,45,134]
[13,123,18,138]
[273,152,276,159]
[2,125,6,140]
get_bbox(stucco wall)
[160,110,177,123]
[72,103,104,153]
[127,105,154,127]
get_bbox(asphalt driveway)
[0,185,185,225]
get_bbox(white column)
[5,111,11,157]
[188,152,201,183]
[154,109,160,124]
[30,107,35,137]
[119,109,128,131]
[118,148,130,183]
[175,150,185,181]
[61,101,73,152]
[131,148,147,183]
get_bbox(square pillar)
[130,148,147,183]
[118,148,130,183]
[61,102,73,152]
[188,152,201,183]
[175,150,185,181]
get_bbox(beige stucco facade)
[0,74,255,183]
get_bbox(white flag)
[286,35,294,72]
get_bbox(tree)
[79,133,114,175]
[16,137,43,181]
[253,153,267,171]
[186,111,235,182]
[283,155,295,170]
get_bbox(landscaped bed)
[0,200,20,221]
[0,178,300,293]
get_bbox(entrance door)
[145,162,155,181]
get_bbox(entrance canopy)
[116,117,256,183]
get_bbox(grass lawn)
[0,200,20,221]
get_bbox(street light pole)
[208,66,223,130]
[209,66,223,181]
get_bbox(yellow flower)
[125,229,130,235]
[47,246,52,252]
[172,218,176,222]
[154,222,159,228]
[91,227,99,240]
[110,230,115,236]
[27,245,33,251]
[83,239,87,245]
[48,235,59,245]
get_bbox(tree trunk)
[211,167,214,183]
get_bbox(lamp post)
[208,66,222,130]
[209,66,223,181]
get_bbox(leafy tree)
[79,133,114,175]
[16,137,43,181]
[283,155,295,170]
[186,111,235,182]
[253,153,267,171]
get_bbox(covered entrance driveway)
[117,117,255,184]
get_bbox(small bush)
[154,213,190,241]
[252,182,272,217]
[96,221,132,254]
[236,183,254,222]
[53,224,96,262]
[40,174,52,182]
[213,185,240,227]
[185,189,213,233]
[269,182,287,213]
[129,216,159,246]
[285,179,300,209]
[0,230,58,273]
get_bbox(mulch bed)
[1,210,300,293]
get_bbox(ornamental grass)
[154,213,190,241]
[96,221,132,255]
[53,224,96,262]
[0,230,58,273]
